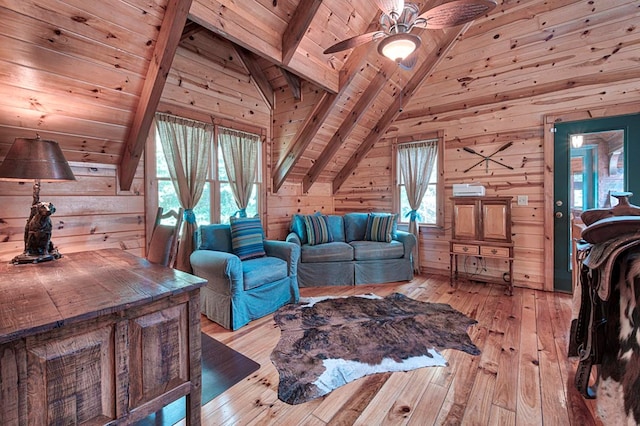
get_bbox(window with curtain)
[395,137,443,227]
[154,122,262,225]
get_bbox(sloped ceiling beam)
[282,0,323,65]
[302,58,400,193]
[235,47,275,109]
[280,68,302,101]
[271,43,375,193]
[119,0,192,191]
[332,23,473,194]
[190,0,338,93]
[272,91,337,192]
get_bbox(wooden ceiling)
[1,0,638,193]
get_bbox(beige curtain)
[155,113,213,272]
[218,127,260,218]
[398,140,438,273]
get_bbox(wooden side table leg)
[508,258,514,296]
[450,253,454,287]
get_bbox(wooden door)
[25,326,116,424]
[553,113,640,292]
[452,200,477,240]
[482,201,509,241]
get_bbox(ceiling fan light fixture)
[378,33,421,62]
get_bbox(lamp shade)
[378,33,421,62]
[0,137,76,182]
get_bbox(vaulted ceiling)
[1,0,638,193]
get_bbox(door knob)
[555,212,563,218]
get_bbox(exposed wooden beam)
[282,0,323,65]
[235,47,275,109]
[332,24,472,194]
[270,43,376,193]
[280,68,302,101]
[181,20,202,41]
[190,0,339,93]
[272,91,337,192]
[119,0,193,191]
[302,59,399,193]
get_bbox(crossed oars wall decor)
[463,142,514,173]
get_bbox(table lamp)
[0,136,76,264]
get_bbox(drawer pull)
[491,249,497,255]
[463,247,469,252]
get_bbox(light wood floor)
[194,275,603,425]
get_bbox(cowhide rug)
[270,292,480,405]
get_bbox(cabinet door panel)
[26,326,116,425]
[483,202,509,241]
[128,303,188,409]
[453,203,478,239]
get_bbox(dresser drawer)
[452,244,479,255]
[480,246,510,258]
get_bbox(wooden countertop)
[0,248,206,344]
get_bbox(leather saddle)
[569,192,640,398]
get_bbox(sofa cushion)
[350,240,405,261]
[197,224,233,252]
[290,214,308,245]
[326,215,345,242]
[300,242,353,263]
[230,217,266,260]
[344,212,369,242]
[242,256,288,290]
[365,213,397,243]
[303,214,333,245]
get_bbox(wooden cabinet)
[450,196,514,294]
[0,249,206,425]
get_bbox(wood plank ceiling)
[1,0,639,193]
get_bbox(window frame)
[392,130,445,229]
[145,115,267,242]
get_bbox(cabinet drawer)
[452,244,479,255]
[480,246,510,257]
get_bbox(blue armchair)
[190,223,300,330]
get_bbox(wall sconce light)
[571,134,584,149]
[0,136,76,264]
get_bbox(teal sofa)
[190,224,300,330]
[286,212,416,287]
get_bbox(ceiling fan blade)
[417,0,497,29]
[399,50,418,71]
[373,0,405,19]
[323,31,385,54]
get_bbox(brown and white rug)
[270,292,480,405]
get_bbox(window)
[394,133,444,227]
[151,118,263,226]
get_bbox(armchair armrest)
[394,230,417,258]
[264,239,300,277]
[190,250,243,295]
[285,232,302,246]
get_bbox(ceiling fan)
[323,0,497,70]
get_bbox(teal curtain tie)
[233,208,247,218]
[184,209,196,224]
[405,209,421,222]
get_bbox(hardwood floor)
[195,275,603,425]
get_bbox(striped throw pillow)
[364,213,396,243]
[303,215,333,246]
[229,217,266,260]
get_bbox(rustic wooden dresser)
[0,248,206,425]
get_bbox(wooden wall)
[0,162,145,261]
[335,95,640,291]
